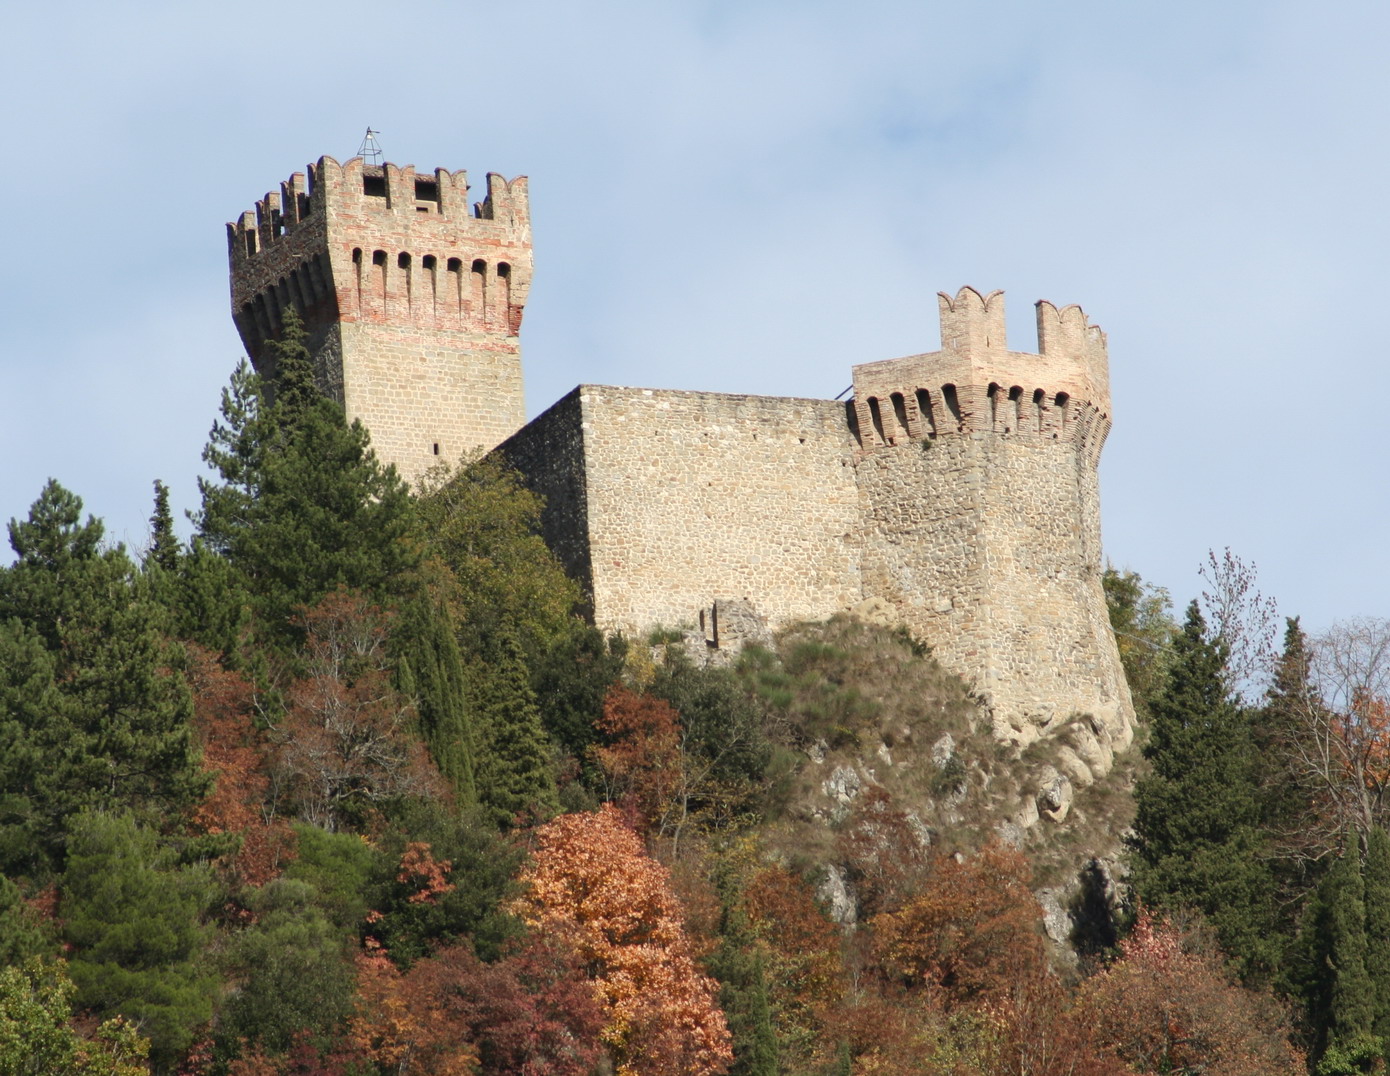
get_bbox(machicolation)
[229,155,1137,771]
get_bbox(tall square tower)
[228,155,531,481]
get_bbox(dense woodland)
[2,312,1389,1075]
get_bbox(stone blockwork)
[228,155,531,482]
[499,387,865,635]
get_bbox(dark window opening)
[890,392,909,439]
[415,178,439,203]
[868,397,887,444]
[398,252,411,269]
[372,250,387,266]
[363,172,387,198]
[942,384,962,428]
[432,442,440,455]
[422,255,437,270]
[916,388,936,436]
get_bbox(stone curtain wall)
[496,388,595,614]
[512,386,866,638]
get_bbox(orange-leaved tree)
[874,840,1047,1007]
[186,644,295,888]
[511,804,733,1076]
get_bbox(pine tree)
[0,483,205,872]
[196,351,417,649]
[471,629,558,828]
[146,479,180,573]
[61,811,215,1072]
[1129,600,1277,983]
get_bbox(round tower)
[851,286,1134,757]
[227,155,532,482]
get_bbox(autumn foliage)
[1082,910,1304,1076]
[185,645,295,888]
[512,804,733,1076]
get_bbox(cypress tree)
[394,584,477,804]
[1129,600,1277,982]
[709,905,779,1076]
[1363,826,1390,1055]
[1298,835,1381,1074]
[471,628,557,828]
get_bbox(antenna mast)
[356,127,383,165]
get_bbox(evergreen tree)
[1129,600,1277,983]
[264,305,318,422]
[709,906,779,1076]
[471,629,558,828]
[1363,826,1390,1056]
[61,812,215,1072]
[1257,617,1330,949]
[196,353,417,649]
[214,878,355,1064]
[0,484,205,872]
[393,581,477,805]
[531,623,629,763]
[1296,835,1382,1073]
[146,479,179,574]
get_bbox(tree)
[215,880,356,1065]
[1363,826,1390,1057]
[0,482,205,873]
[391,579,477,805]
[1128,601,1277,983]
[413,454,579,662]
[185,645,295,889]
[195,355,416,649]
[60,812,215,1072]
[146,480,179,574]
[471,627,558,828]
[270,590,444,831]
[874,841,1047,1008]
[511,804,733,1076]
[1198,547,1279,703]
[1102,567,1177,722]
[0,959,150,1076]
[1083,911,1304,1076]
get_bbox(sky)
[1,0,1385,637]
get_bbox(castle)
[229,155,1135,766]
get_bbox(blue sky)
[2,0,1386,634]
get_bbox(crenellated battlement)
[850,287,1111,459]
[227,153,533,481]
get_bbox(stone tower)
[851,287,1134,755]
[228,155,532,482]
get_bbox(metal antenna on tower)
[357,128,383,165]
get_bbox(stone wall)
[503,386,866,638]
